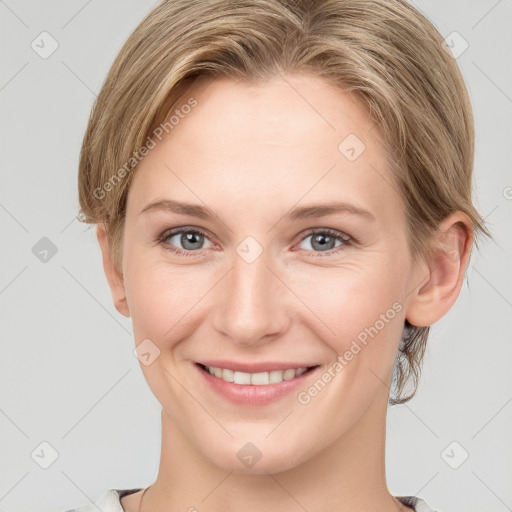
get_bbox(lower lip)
[195,363,320,406]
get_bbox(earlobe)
[405,212,473,327]
[96,223,131,318]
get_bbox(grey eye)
[166,230,213,251]
[300,232,344,252]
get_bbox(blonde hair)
[78,0,490,404]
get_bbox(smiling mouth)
[197,363,319,385]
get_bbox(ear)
[406,212,473,327]
[96,223,131,318]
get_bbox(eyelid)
[158,225,212,240]
[299,227,352,243]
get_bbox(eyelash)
[157,227,353,258]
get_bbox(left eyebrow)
[285,201,376,222]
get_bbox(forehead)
[127,74,404,227]
[166,74,378,160]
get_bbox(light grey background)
[0,1,511,511]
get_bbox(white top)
[64,488,441,511]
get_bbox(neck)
[144,386,409,512]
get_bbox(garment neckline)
[110,488,435,512]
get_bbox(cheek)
[291,264,405,365]
[124,253,212,344]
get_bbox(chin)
[200,435,314,475]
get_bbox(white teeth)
[283,369,296,381]
[251,372,269,385]
[203,365,309,385]
[269,370,283,383]
[233,371,251,385]
[222,368,234,382]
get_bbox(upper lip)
[196,360,319,373]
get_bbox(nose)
[211,246,291,348]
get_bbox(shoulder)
[64,488,142,512]
[396,495,443,512]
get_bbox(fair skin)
[97,74,472,512]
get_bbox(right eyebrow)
[139,199,215,219]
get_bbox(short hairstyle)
[78,0,491,404]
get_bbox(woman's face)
[116,74,422,473]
